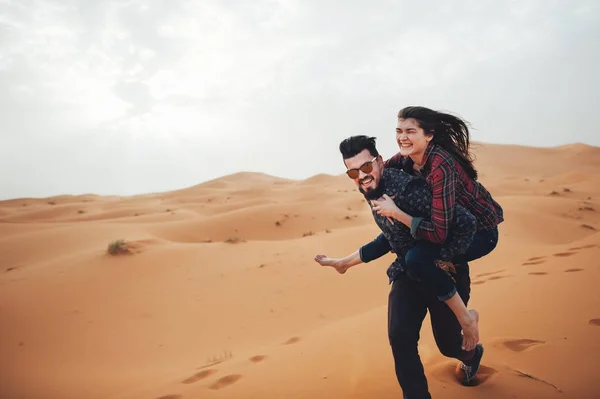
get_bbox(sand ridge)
[1,142,600,399]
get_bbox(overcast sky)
[1,0,599,199]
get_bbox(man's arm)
[359,232,392,262]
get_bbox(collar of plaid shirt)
[387,142,437,176]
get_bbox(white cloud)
[0,0,599,199]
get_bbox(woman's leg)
[455,227,499,264]
[404,242,479,351]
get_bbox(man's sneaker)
[459,343,484,386]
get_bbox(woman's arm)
[411,164,457,243]
[371,163,457,244]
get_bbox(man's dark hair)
[339,135,379,160]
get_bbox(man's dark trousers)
[387,263,474,399]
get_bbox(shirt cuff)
[359,246,368,263]
[360,232,392,263]
[410,216,423,238]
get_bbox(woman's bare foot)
[314,254,335,266]
[460,309,480,351]
[314,255,347,274]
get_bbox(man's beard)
[360,175,386,201]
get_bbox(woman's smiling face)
[396,117,433,161]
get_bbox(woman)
[371,105,503,267]
[365,106,503,352]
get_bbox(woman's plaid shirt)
[384,143,504,243]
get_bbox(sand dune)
[1,142,600,399]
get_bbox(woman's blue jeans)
[404,228,499,301]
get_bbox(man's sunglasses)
[346,157,378,179]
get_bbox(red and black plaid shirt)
[384,143,503,243]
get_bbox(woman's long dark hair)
[398,106,478,180]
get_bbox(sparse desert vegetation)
[107,239,129,255]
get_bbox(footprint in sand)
[589,318,600,326]
[283,336,301,345]
[553,252,576,257]
[522,260,546,266]
[208,374,242,390]
[565,268,583,273]
[182,369,218,384]
[528,272,548,276]
[455,364,498,386]
[431,361,498,386]
[568,244,596,250]
[249,355,268,363]
[157,395,181,399]
[503,339,545,352]
[528,256,546,261]
[476,269,506,278]
[488,275,510,281]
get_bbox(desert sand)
[1,142,600,399]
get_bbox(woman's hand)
[371,194,414,227]
[371,194,400,224]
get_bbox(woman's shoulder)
[384,151,412,171]
[425,144,458,175]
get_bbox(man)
[314,135,484,398]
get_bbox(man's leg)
[388,272,431,399]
